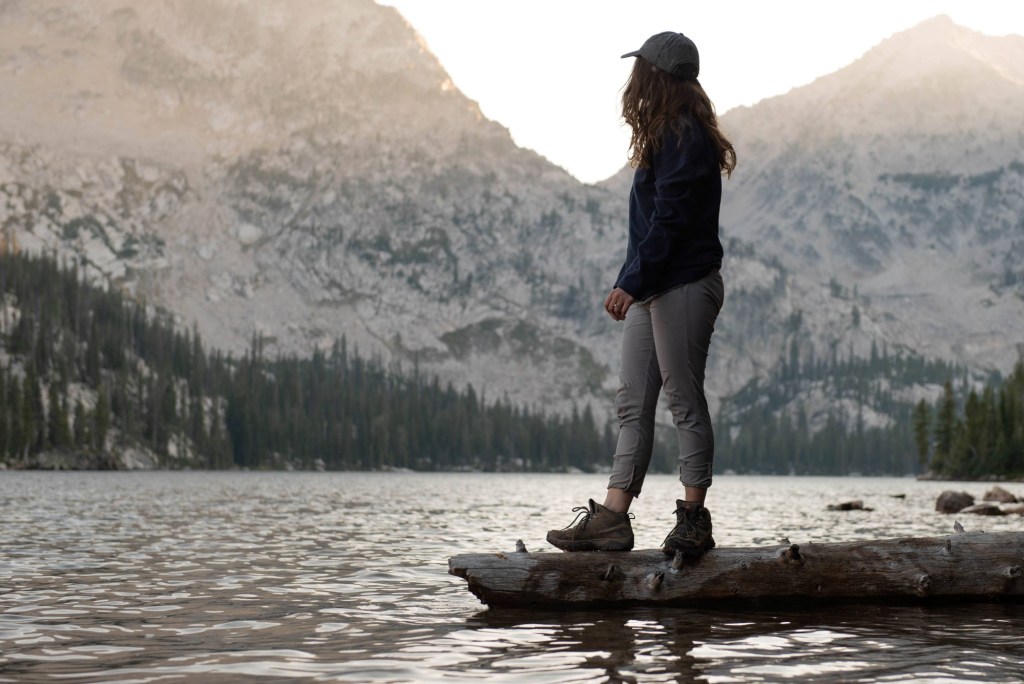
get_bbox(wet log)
[448,531,1024,608]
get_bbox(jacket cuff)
[615,273,643,300]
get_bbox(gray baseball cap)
[621,32,699,80]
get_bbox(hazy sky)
[378,1,1024,184]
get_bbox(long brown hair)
[622,57,736,177]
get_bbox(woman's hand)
[604,288,635,321]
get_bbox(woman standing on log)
[547,31,735,557]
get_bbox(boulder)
[959,503,1005,516]
[1003,504,1024,515]
[982,485,1019,504]
[935,490,974,514]
[827,500,873,511]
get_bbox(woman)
[547,31,735,557]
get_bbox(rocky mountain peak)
[865,14,1024,80]
[716,16,1024,382]
[726,16,1024,152]
[839,14,1024,110]
[0,0,500,164]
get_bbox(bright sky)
[377,1,1024,184]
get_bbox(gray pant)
[607,269,725,495]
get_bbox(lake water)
[1,471,1023,683]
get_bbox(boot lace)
[561,505,594,532]
[664,506,698,544]
[560,506,635,532]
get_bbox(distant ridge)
[724,14,1024,147]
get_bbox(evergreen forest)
[712,341,1022,479]
[912,367,1024,479]
[0,252,607,471]
[1,251,1021,479]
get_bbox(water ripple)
[2,471,1023,682]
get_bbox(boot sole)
[546,533,634,552]
[663,536,715,557]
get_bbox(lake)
[1,471,1023,682]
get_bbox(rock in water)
[982,486,1019,504]
[935,491,974,514]
[960,503,1006,516]
[826,500,873,511]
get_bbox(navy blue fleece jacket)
[614,120,723,302]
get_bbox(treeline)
[913,364,1024,479]
[713,340,967,475]
[8,251,1020,478]
[0,251,608,470]
[222,340,608,471]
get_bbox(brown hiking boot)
[546,499,634,552]
[663,500,715,557]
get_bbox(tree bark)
[448,531,1024,608]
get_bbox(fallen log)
[448,531,1024,608]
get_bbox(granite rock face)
[0,0,623,417]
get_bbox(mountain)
[2,5,1022,443]
[0,0,625,416]
[702,16,1024,442]
[718,15,1024,375]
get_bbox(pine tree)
[93,386,110,452]
[47,381,72,450]
[8,376,26,461]
[189,395,206,462]
[158,373,177,454]
[933,379,956,474]
[912,399,931,466]
[85,320,101,385]
[960,390,983,477]
[0,369,8,460]
[26,366,45,453]
[73,400,88,449]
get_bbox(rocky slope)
[2,4,1021,434]
[0,0,627,417]
[718,15,1024,376]
[693,16,1024,434]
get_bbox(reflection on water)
[1,472,1022,682]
